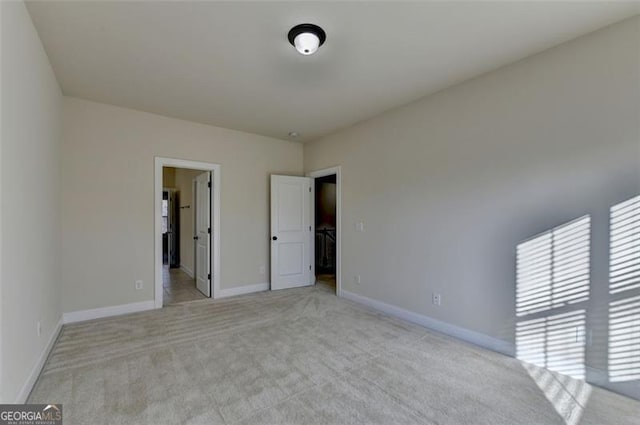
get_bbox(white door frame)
[306,166,342,296]
[154,157,221,308]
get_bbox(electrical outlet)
[354,275,361,284]
[432,293,441,306]
[37,321,41,337]
[135,280,144,290]
[259,265,266,275]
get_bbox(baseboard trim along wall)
[16,317,63,403]
[587,366,640,401]
[340,290,515,357]
[180,264,194,278]
[63,300,156,324]
[61,283,270,325]
[218,283,269,299]
[586,366,609,389]
[339,291,640,400]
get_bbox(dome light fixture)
[288,23,326,56]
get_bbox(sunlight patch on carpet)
[521,362,592,425]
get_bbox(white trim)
[63,301,155,324]
[306,166,342,297]
[217,283,269,299]
[180,264,194,278]
[15,317,63,403]
[341,290,515,356]
[587,366,640,400]
[586,366,608,388]
[155,157,221,308]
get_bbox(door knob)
[272,236,278,241]
[193,236,199,240]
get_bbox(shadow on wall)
[608,196,640,383]
[515,194,640,405]
[515,215,591,380]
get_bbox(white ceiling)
[26,1,639,142]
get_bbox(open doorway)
[162,186,178,268]
[155,158,221,308]
[161,167,211,305]
[314,175,337,291]
[308,166,342,295]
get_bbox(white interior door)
[271,175,312,290]
[194,172,211,297]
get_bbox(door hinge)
[208,228,211,234]
[309,226,311,231]
[208,181,211,188]
[208,273,211,280]
[309,265,311,270]
[309,187,312,192]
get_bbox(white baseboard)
[586,366,608,388]
[180,264,194,278]
[217,282,269,299]
[63,300,155,324]
[587,366,640,400]
[341,290,515,357]
[15,317,63,403]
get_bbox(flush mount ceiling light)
[288,23,326,55]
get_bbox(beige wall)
[61,97,303,312]
[0,1,63,402]
[175,168,202,275]
[163,167,176,188]
[2,0,637,402]
[304,17,639,396]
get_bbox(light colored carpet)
[29,284,639,425]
